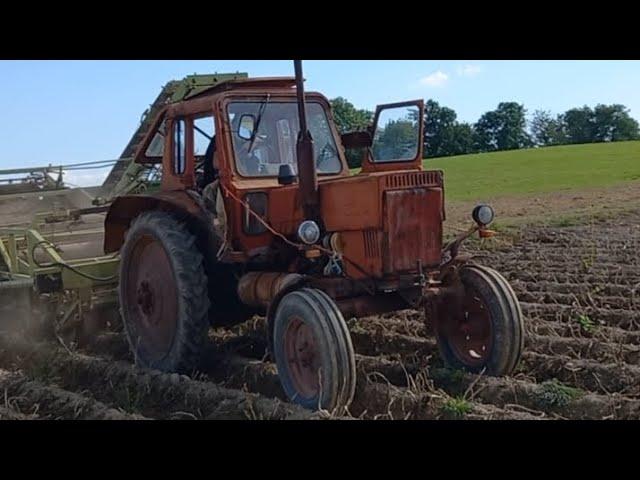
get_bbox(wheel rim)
[448,286,493,367]
[124,234,178,363]
[283,316,321,399]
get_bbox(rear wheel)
[272,288,356,413]
[435,264,524,376]
[119,212,210,373]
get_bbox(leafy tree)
[424,100,457,157]
[530,110,564,146]
[448,122,476,156]
[329,97,373,168]
[330,97,372,133]
[561,106,595,144]
[423,100,477,157]
[474,102,532,152]
[592,104,639,142]
[373,119,419,161]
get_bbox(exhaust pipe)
[294,60,319,221]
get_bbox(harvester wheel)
[272,288,356,413]
[435,264,524,376]
[119,212,210,373]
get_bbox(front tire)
[435,264,524,376]
[119,212,210,373]
[272,288,356,413]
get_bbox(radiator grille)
[363,230,380,258]
[385,171,442,189]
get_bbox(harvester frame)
[0,209,119,341]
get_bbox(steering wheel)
[241,142,278,176]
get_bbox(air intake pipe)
[294,60,320,221]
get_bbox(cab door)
[361,100,424,173]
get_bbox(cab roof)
[183,77,297,101]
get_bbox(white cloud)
[419,71,449,88]
[457,64,483,77]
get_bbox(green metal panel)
[170,73,248,103]
[0,238,10,273]
[59,257,119,290]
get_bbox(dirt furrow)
[355,347,640,401]
[429,368,640,420]
[521,302,640,330]
[520,352,640,395]
[352,320,640,366]
[526,334,640,364]
[526,318,640,345]
[0,369,145,420]
[0,333,322,420]
[492,252,640,264]
[505,270,640,286]
[349,380,543,420]
[513,280,635,298]
[351,315,427,337]
[492,261,640,276]
[350,327,436,359]
[0,405,38,420]
[518,290,635,310]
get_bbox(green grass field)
[424,141,640,201]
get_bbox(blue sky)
[1,60,639,186]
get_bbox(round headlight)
[297,220,321,245]
[472,204,495,226]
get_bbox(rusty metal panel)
[383,188,442,273]
[341,230,383,279]
[320,176,380,232]
[268,185,304,234]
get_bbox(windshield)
[228,101,342,177]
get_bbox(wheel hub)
[450,290,493,366]
[124,234,178,363]
[137,281,155,317]
[284,317,320,398]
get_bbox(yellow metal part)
[479,228,497,239]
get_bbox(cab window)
[145,119,167,159]
[371,105,421,163]
[173,119,186,175]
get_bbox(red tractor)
[105,61,524,412]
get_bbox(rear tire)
[119,211,210,373]
[435,264,524,376]
[272,288,356,413]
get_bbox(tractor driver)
[201,135,217,188]
[233,130,265,176]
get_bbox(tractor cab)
[121,76,437,282]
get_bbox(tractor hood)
[318,170,445,279]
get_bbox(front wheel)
[434,264,524,376]
[272,288,356,413]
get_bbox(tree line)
[330,97,640,167]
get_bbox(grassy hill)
[425,141,640,201]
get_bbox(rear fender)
[104,191,220,255]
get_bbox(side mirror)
[238,114,256,140]
[340,131,372,150]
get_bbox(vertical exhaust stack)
[294,60,320,221]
